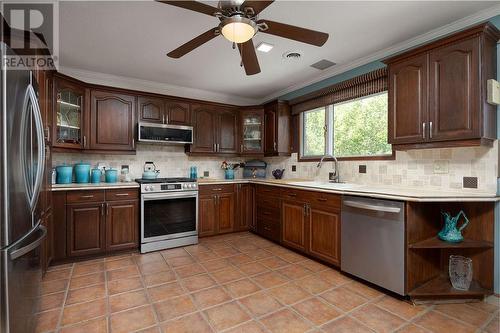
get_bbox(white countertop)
[51,182,140,191]
[198,178,499,202]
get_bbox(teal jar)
[105,169,118,183]
[56,165,73,184]
[74,162,91,183]
[225,169,234,180]
[91,168,102,183]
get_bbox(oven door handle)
[142,192,198,200]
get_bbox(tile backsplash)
[265,141,499,193]
[53,141,498,193]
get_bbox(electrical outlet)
[359,165,367,174]
[291,165,297,172]
[433,160,449,174]
[463,177,478,189]
[203,171,209,177]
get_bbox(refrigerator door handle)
[9,225,47,260]
[24,79,45,211]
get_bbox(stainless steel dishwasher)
[341,195,405,295]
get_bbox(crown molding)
[258,4,500,104]
[58,66,259,106]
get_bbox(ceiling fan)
[157,0,329,75]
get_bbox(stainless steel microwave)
[138,122,193,144]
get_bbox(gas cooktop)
[135,177,196,184]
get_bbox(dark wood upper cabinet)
[90,90,136,151]
[240,108,265,154]
[217,108,238,154]
[138,96,164,123]
[264,101,291,156]
[428,37,479,141]
[385,23,499,150]
[388,53,428,144]
[53,75,88,149]
[139,97,191,126]
[191,104,217,153]
[189,104,238,155]
[165,99,191,125]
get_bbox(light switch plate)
[487,79,500,105]
[433,160,449,174]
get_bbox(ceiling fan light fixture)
[220,16,257,43]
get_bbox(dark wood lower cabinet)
[41,210,53,273]
[198,184,236,237]
[308,206,340,265]
[199,195,217,237]
[106,201,139,251]
[52,189,139,262]
[236,184,255,231]
[281,200,307,252]
[66,203,106,257]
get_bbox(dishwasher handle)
[343,200,401,214]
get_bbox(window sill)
[298,151,395,162]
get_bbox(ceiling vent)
[283,51,302,60]
[310,59,336,70]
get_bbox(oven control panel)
[141,182,198,193]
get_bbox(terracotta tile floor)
[37,232,500,333]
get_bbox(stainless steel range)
[137,178,198,253]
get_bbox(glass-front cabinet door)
[53,77,86,149]
[240,108,264,154]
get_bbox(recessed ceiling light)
[256,42,273,53]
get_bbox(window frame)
[299,91,395,162]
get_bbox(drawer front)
[308,191,341,209]
[199,184,234,195]
[67,190,105,204]
[256,195,280,210]
[105,188,139,201]
[256,184,280,197]
[257,218,280,242]
[280,188,309,202]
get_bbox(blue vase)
[438,210,469,243]
[225,169,234,180]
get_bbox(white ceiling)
[59,1,499,104]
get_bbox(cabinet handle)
[288,193,297,197]
[213,143,217,152]
[303,204,307,216]
[263,211,272,216]
[217,143,220,152]
[429,121,433,139]
[106,203,109,216]
[263,226,271,231]
[44,126,50,142]
[101,203,105,216]
[166,114,169,124]
[132,138,135,149]
[115,193,129,197]
[317,198,327,202]
[212,188,222,191]
[162,114,166,124]
[80,195,94,199]
[422,123,426,139]
[240,144,243,152]
[274,142,277,150]
[83,135,87,148]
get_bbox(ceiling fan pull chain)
[232,41,236,50]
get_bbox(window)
[300,92,392,159]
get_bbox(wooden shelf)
[409,237,493,249]
[409,275,487,299]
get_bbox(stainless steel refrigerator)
[0,42,47,333]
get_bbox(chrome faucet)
[317,154,340,183]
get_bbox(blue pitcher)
[438,210,469,243]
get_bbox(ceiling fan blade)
[156,1,219,16]
[238,39,261,76]
[167,27,219,58]
[258,20,329,46]
[241,1,274,14]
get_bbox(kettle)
[143,162,160,180]
[272,169,285,180]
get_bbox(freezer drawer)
[341,196,405,295]
[1,224,46,333]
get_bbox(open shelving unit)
[405,201,494,301]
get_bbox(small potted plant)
[221,161,241,180]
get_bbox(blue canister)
[56,164,73,184]
[74,162,91,183]
[105,168,118,183]
[91,168,102,184]
[189,166,198,179]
